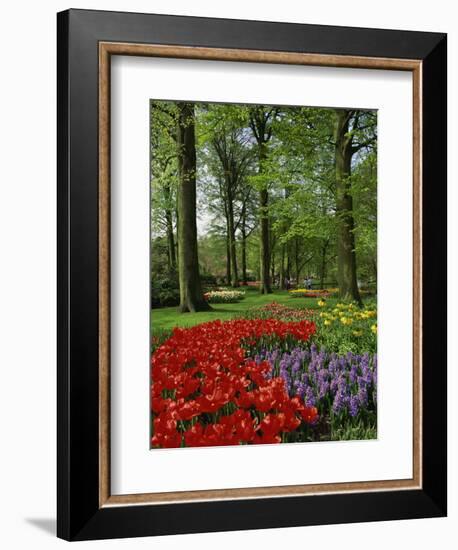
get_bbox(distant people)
[307,276,313,290]
[285,277,290,290]
[303,277,307,289]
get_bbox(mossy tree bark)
[295,237,300,285]
[334,109,362,305]
[163,182,176,271]
[240,201,248,285]
[286,243,292,282]
[176,102,211,312]
[225,220,232,285]
[226,193,239,287]
[280,243,286,289]
[319,238,329,290]
[258,185,271,293]
[250,107,276,295]
[212,134,245,288]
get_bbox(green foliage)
[329,417,377,441]
[150,100,378,311]
[200,272,218,286]
[151,276,180,308]
[151,329,173,354]
[311,300,377,354]
[150,101,179,236]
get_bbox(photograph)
[50,5,446,542]
[150,100,378,448]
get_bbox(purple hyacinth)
[332,388,347,414]
[358,385,368,407]
[255,345,377,420]
[349,395,360,417]
[304,386,316,407]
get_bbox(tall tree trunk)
[227,190,239,287]
[271,248,276,285]
[241,204,248,285]
[212,134,248,288]
[295,237,300,286]
[334,109,362,305]
[162,182,176,271]
[319,239,329,290]
[279,187,289,290]
[176,103,211,312]
[259,186,271,293]
[165,210,176,271]
[225,215,232,285]
[286,243,291,281]
[175,206,179,272]
[280,244,286,289]
[249,109,273,295]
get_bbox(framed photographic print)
[57,9,447,541]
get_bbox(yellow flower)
[371,324,377,334]
[318,299,326,307]
[352,330,363,337]
[324,320,332,326]
[341,316,353,325]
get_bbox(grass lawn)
[151,287,341,333]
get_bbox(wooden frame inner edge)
[98,42,422,507]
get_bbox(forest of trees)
[150,101,377,313]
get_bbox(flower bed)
[289,288,336,298]
[314,301,377,354]
[151,318,318,448]
[255,345,376,439]
[151,300,378,447]
[246,301,317,321]
[204,289,246,303]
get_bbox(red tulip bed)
[151,318,318,448]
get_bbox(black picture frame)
[57,8,447,541]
